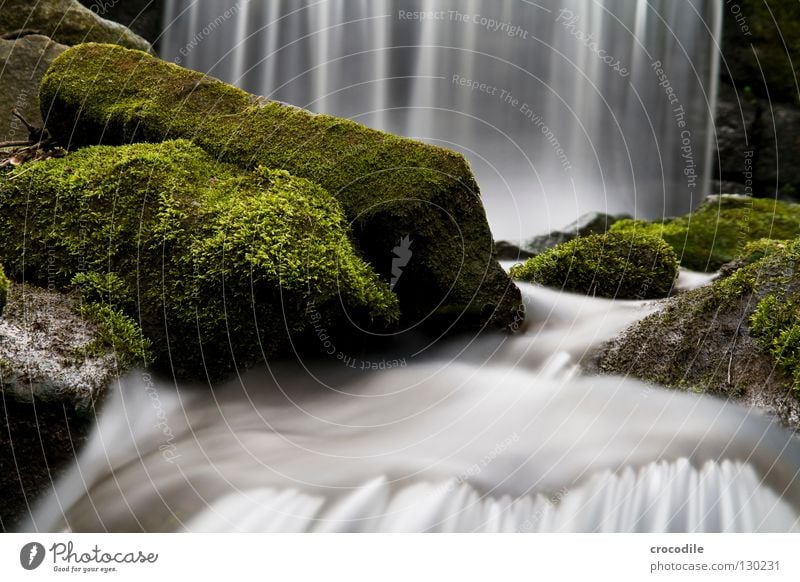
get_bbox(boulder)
[0,35,67,140]
[0,0,152,53]
[38,43,522,331]
[525,212,629,255]
[591,240,800,430]
[610,195,800,272]
[0,140,399,378]
[510,231,679,300]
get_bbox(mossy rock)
[38,43,521,331]
[509,232,678,299]
[0,0,152,53]
[0,140,399,378]
[592,240,800,429]
[0,264,8,315]
[610,195,800,272]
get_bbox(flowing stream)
[160,0,721,240]
[25,278,800,532]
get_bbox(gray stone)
[0,283,120,414]
[0,0,152,53]
[0,35,67,140]
[525,212,629,255]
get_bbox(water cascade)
[161,0,722,240]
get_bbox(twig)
[0,140,34,149]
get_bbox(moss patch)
[0,140,399,377]
[509,232,678,299]
[39,43,521,330]
[610,195,800,272]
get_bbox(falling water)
[160,0,721,240]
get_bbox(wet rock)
[590,241,800,430]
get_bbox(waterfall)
[160,0,721,241]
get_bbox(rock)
[494,241,534,261]
[0,283,128,412]
[0,35,67,140]
[77,0,163,46]
[39,43,521,331]
[0,140,399,378]
[609,195,800,272]
[525,212,628,255]
[0,394,92,530]
[510,231,678,299]
[590,240,800,430]
[0,264,7,314]
[713,82,800,200]
[0,0,152,53]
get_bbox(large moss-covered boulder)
[592,240,800,429]
[610,195,800,272]
[38,43,521,331]
[509,232,679,299]
[0,0,152,53]
[0,139,399,377]
[0,35,68,140]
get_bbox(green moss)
[0,264,8,315]
[0,140,399,377]
[78,303,152,368]
[509,231,678,299]
[610,195,800,271]
[38,43,521,330]
[751,294,800,389]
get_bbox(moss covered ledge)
[0,140,399,378]
[38,43,521,331]
[592,239,800,429]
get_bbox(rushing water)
[160,0,721,240]
[24,278,800,532]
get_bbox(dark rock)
[0,0,152,53]
[0,35,67,140]
[77,0,163,47]
[525,212,629,255]
[495,241,534,261]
